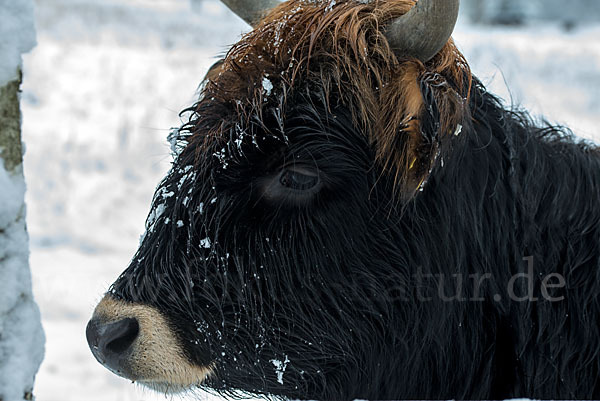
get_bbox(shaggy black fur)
[109,73,600,399]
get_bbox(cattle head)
[86,0,472,398]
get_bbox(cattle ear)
[408,71,466,196]
[377,67,465,200]
[404,71,466,196]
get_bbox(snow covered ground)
[20,0,600,400]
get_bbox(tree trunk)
[0,70,24,171]
[0,70,45,401]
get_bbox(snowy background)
[20,0,600,400]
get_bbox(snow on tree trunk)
[0,0,45,400]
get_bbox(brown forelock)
[194,0,471,192]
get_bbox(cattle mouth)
[86,295,213,392]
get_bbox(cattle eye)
[279,168,319,191]
[260,165,322,203]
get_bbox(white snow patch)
[200,237,211,248]
[270,356,290,385]
[324,0,337,13]
[454,124,463,136]
[0,0,37,86]
[159,188,174,199]
[167,127,182,157]
[176,220,184,228]
[0,162,45,400]
[213,147,228,169]
[147,203,166,230]
[178,169,197,189]
[262,77,273,96]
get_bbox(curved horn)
[384,0,460,62]
[220,0,281,26]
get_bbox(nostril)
[86,317,139,373]
[105,318,139,354]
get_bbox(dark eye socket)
[279,167,319,191]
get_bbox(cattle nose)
[86,317,139,376]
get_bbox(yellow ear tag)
[409,157,417,170]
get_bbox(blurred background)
[463,0,600,27]
[21,0,599,400]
